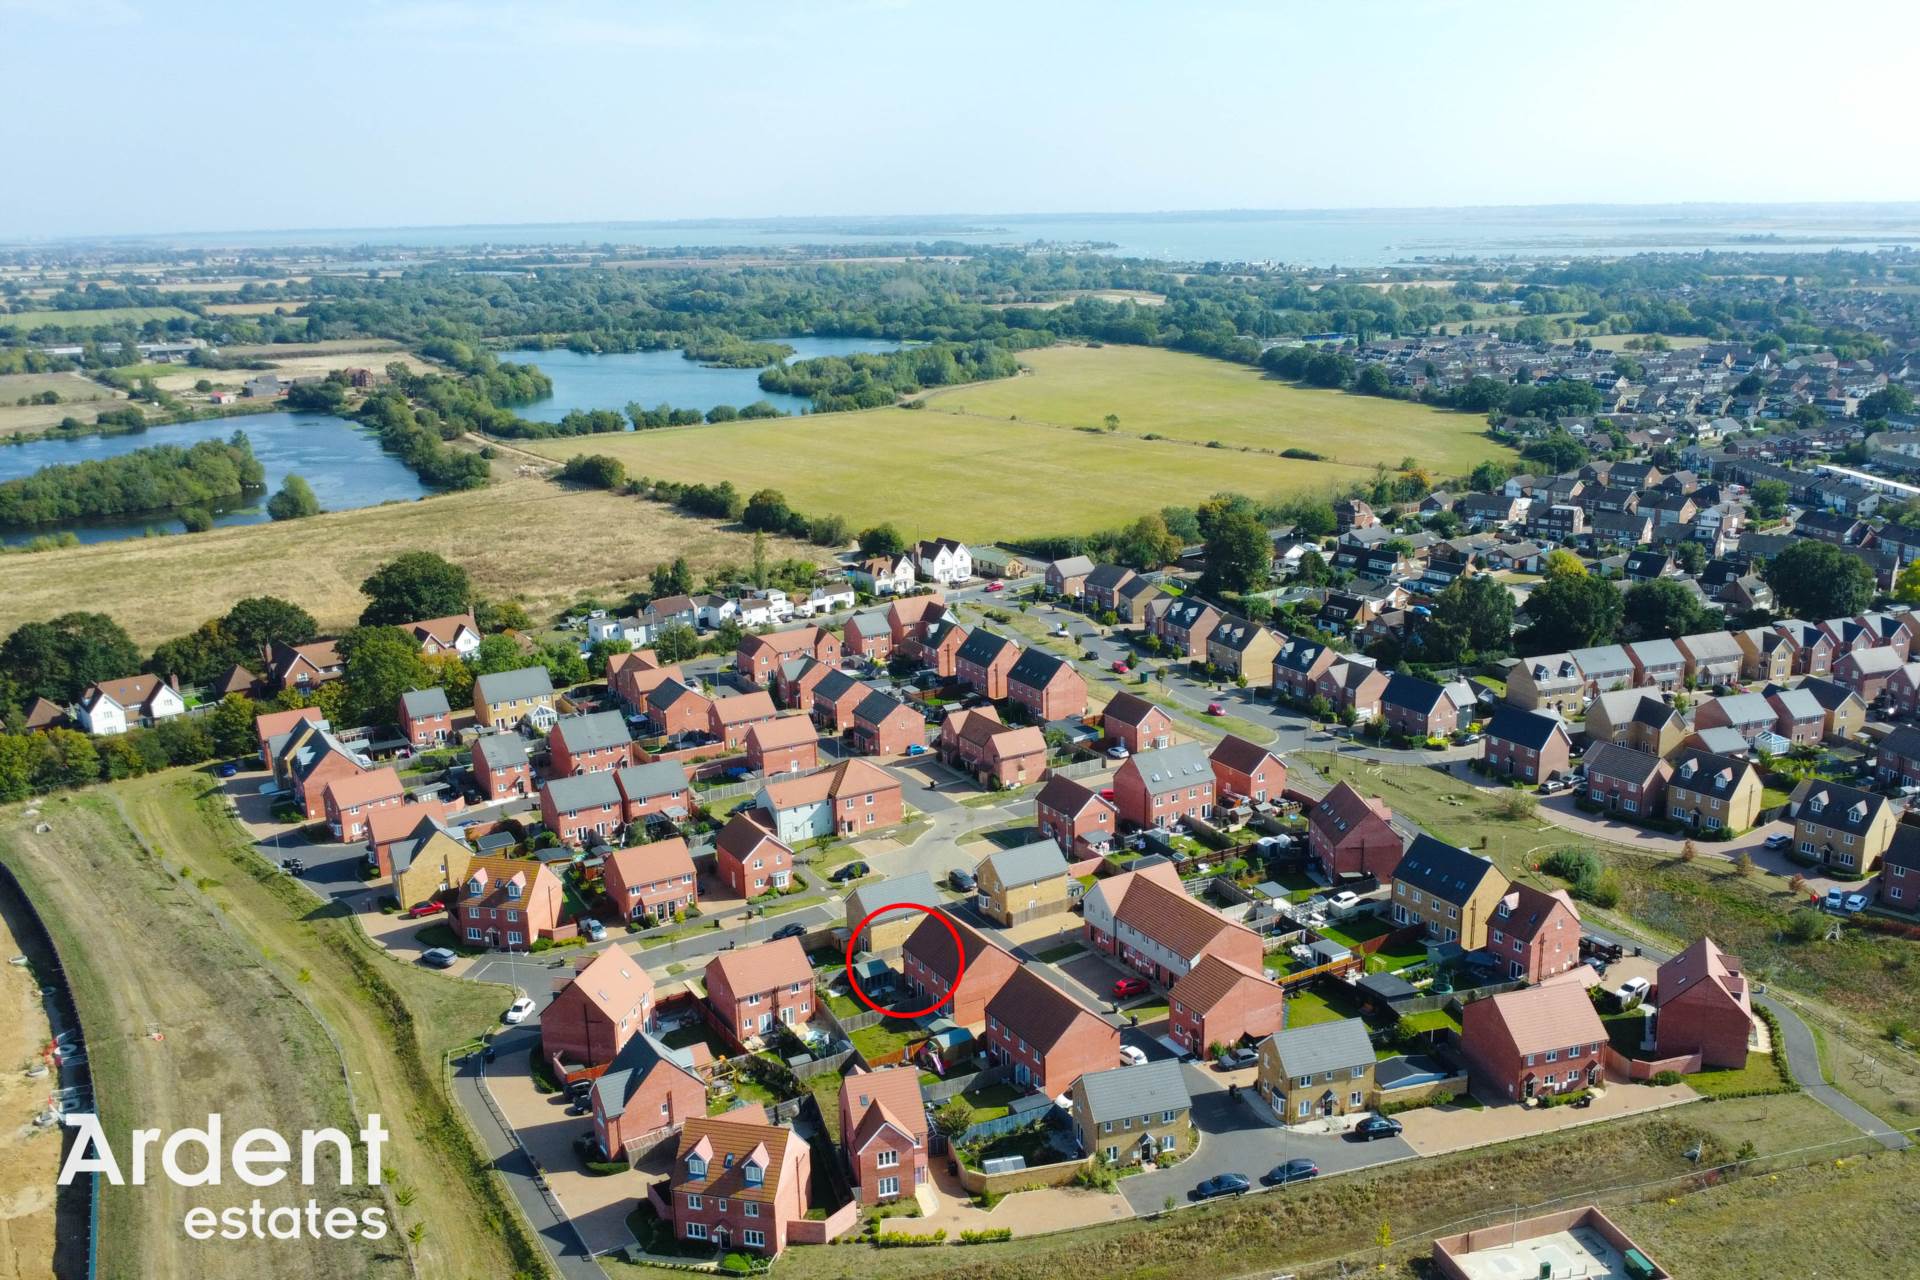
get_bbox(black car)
[1192,1173,1251,1200]
[770,922,808,941]
[949,868,976,892]
[830,861,870,883]
[1353,1114,1403,1141]
[1261,1158,1319,1186]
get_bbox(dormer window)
[507,882,522,899]
[744,1162,763,1185]
[687,1156,707,1178]
[466,878,483,896]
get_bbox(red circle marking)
[844,902,963,1018]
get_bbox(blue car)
[1192,1173,1250,1201]
[216,763,239,778]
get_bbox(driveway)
[1397,1080,1697,1156]
[889,760,968,811]
[1118,1069,1413,1213]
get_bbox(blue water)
[497,336,903,421]
[111,204,1920,266]
[0,410,434,545]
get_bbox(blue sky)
[1,0,1913,238]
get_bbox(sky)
[2,0,1916,239]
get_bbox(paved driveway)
[1398,1080,1697,1156]
[1118,1069,1413,1213]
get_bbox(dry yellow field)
[144,352,438,394]
[0,475,814,644]
[202,301,305,316]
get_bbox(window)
[1297,1099,1311,1117]
[742,1229,765,1248]
[1350,1091,1363,1107]
[716,1199,727,1212]
[744,1202,759,1218]
[686,1223,707,1241]
[876,1149,899,1168]
[1161,1110,1175,1123]
[687,1194,702,1210]
[877,1175,900,1198]
[1160,1134,1176,1152]
[744,1163,764,1185]
[687,1157,707,1179]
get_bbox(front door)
[1523,1073,1537,1099]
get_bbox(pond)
[0,410,435,545]
[496,335,902,422]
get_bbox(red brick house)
[1272,636,1337,704]
[1082,564,1138,615]
[713,813,794,898]
[1580,742,1671,820]
[1082,862,1263,986]
[1882,661,1920,718]
[1482,706,1573,783]
[775,656,830,713]
[954,629,1017,700]
[646,680,713,740]
[807,670,870,733]
[450,855,565,950]
[397,687,452,747]
[837,1067,928,1206]
[983,965,1119,1096]
[323,767,406,842]
[736,626,841,682]
[1007,648,1088,722]
[615,761,693,823]
[1487,883,1581,983]
[1111,741,1215,829]
[1773,620,1834,676]
[366,799,453,876]
[885,593,946,648]
[283,724,369,820]
[1208,734,1286,806]
[1314,659,1390,722]
[938,707,1047,788]
[1379,672,1471,739]
[1034,773,1117,854]
[541,945,656,1077]
[849,691,924,758]
[705,937,814,1048]
[1168,955,1285,1057]
[709,690,778,750]
[1101,690,1174,755]
[660,1108,811,1256]
[1836,644,1903,705]
[590,1030,707,1161]
[608,651,682,711]
[1306,782,1405,882]
[901,914,1020,1033]
[842,611,893,664]
[473,732,532,801]
[549,710,634,776]
[745,715,821,775]
[605,837,698,922]
[1044,555,1094,598]
[254,704,325,764]
[1460,983,1606,1102]
[1653,937,1753,1069]
[541,772,624,847]
[1154,599,1221,661]
[912,617,968,678]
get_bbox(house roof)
[813,669,866,705]
[1274,636,1329,674]
[1765,687,1823,722]
[1100,690,1166,729]
[1706,691,1776,727]
[399,686,451,719]
[1581,741,1666,787]
[1471,982,1606,1057]
[474,732,529,770]
[1655,937,1747,1012]
[1627,638,1683,670]
[1161,599,1218,630]
[1496,882,1578,943]
[711,691,777,725]
[553,709,631,753]
[705,935,810,997]
[841,1066,928,1152]
[615,760,689,801]
[1791,676,1862,713]
[1789,777,1890,836]
[715,811,787,863]
[593,1029,700,1118]
[1381,672,1447,715]
[1075,1058,1190,1123]
[1309,781,1394,842]
[1047,555,1096,579]
[475,666,554,705]
[748,714,820,749]
[903,913,1017,988]
[1518,653,1582,689]
[1209,616,1270,653]
[404,612,479,648]
[1687,726,1751,756]
[1084,564,1136,592]
[607,837,695,888]
[647,679,706,712]
[1394,834,1502,906]
[846,871,941,930]
[1112,873,1254,962]
[759,757,897,810]
[1264,1017,1374,1077]
[79,673,176,713]
[1842,645,1903,675]
[1677,631,1743,663]
[1669,748,1754,796]
[672,1112,793,1201]
[325,766,403,809]
[544,771,621,812]
[1169,954,1279,1018]
[851,689,915,728]
[984,965,1107,1054]
[1034,773,1111,821]
[1209,734,1278,777]
[1883,821,1920,875]
[1124,741,1214,795]
[1008,646,1073,690]
[559,944,655,1032]
[1485,705,1567,752]
[978,837,1070,889]
[956,628,1015,668]
[1569,644,1633,679]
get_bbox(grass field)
[0,371,114,404]
[0,306,192,333]
[517,345,1511,541]
[0,789,409,1280]
[114,772,548,1279]
[0,474,814,645]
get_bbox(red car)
[404,898,447,919]
[1113,976,1149,999]
[985,581,1004,593]
[1111,660,1131,674]
[1206,702,1226,716]
[1099,787,1117,801]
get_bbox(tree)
[470,633,525,674]
[1542,548,1587,581]
[1114,513,1182,571]
[1418,575,1515,663]
[358,552,472,626]
[32,728,100,790]
[1859,385,1915,421]
[422,651,475,706]
[649,557,693,599]
[557,454,625,490]
[1353,363,1393,396]
[222,596,318,655]
[0,612,142,703]
[857,524,905,558]
[741,489,792,533]
[933,1097,973,1138]
[266,473,321,521]
[1895,559,1920,607]
[338,626,431,729]
[652,622,701,664]
[1199,509,1272,595]
[1285,499,1337,539]
[1102,413,1120,432]
[1749,478,1790,519]
[179,507,213,533]
[1467,459,1514,492]
[1672,539,1706,576]
[1519,574,1623,653]
[1622,579,1714,641]
[1764,540,1874,619]
[207,693,258,757]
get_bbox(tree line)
[0,433,264,529]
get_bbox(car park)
[503,997,536,1024]
[421,947,457,969]
[1261,1158,1318,1185]
[1119,1044,1149,1067]
[1353,1114,1402,1141]
[1192,1173,1251,1200]
[1113,976,1149,999]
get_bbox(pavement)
[1756,990,1911,1151]
[915,1160,1131,1237]
[1397,1080,1698,1155]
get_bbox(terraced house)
[901,914,1020,1032]
[1583,690,1683,757]
[938,705,1047,788]
[983,966,1118,1095]
[1788,778,1896,876]
[955,628,1018,700]
[1391,835,1508,950]
[736,625,840,681]
[1505,653,1584,716]
[710,690,779,751]
[1205,615,1282,686]
[1272,635,1336,703]
[1153,597,1220,661]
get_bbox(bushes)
[1651,1070,1684,1086]
[1785,908,1827,942]
[1541,848,1621,908]
[958,1228,1013,1245]
[872,1228,947,1248]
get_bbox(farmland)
[0,306,193,333]
[0,474,813,645]
[518,346,1511,541]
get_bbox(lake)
[0,411,434,545]
[496,336,904,421]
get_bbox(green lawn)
[960,1081,1025,1122]
[0,305,193,332]
[1317,914,1395,949]
[1032,943,1085,964]
[1688,1053,1793,1099]
[850,1017,921,1062]
[1399,1008,1460,1036]
[518,345,1512,541]
[1284,982,1367,1027]
[1122,999,1170,1023]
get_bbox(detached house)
[1487,883,1581,983]
[850,555,915,597]
[1788,778,1896,876]
[472,732,532,800]
[549,710,632,776]
[1044,555,1095,598]
[74,674,184,735]
[1306,782,1404,883]
[1581,742,1670,819]
[1380,672,1472,740]
[1082,565,1138,615]
[1209,734,1285,807]
[541,945,656,1077]
[1584,690,1683,758]
[266,639,343,692]
[1007,648,1088,721]
[398,687,452,746]
[1391,835,1509,949]
[1666,748,1763,833]
[590,1031,706,1162]
[713,813,794,899]
[1168,955,1285,1058]
[705,937,814,1047]
[1482,706,1572,783]
[542,772,624,847]
[605,837,698,922]
[1653,937,1753,1070]
[838,1067,928,1206]
[402,612,482,657]
[661,1110,811,1257]
[451,854,564,950]
[1675,631,1743,687]
[974,837,1072,925]
[1112,741,1215,829]
[473,666,558,730]
[911,538,971,585]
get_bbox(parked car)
[1105,744,1130,760]
[1099,787,1117,802]
[582,917,607,942]
[1824,887,1848,912]
[1113,976,1149,999]
[1261,1158,1319,1186]
[404,899,447,920]
[1119,1044,1149,1067]
[905,743,928,756]
[1843,892,1868,913]
[1192,1173,1250,1200]
[1763,832,1792,849]
[215,762,239,778]
[1613,976,1651,1009]
[830,861,871,883]
[770,922,808,941]
[1353,1114,1403,1141]
[280,858,306,874]
[503,997,536,1024]
[985,581,1004,593]
[949,868,976,892]
[1111,660,1131,674]
[1206,702,1226,716]
[420,947,458,969]
[1215,1045,1258,1070]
